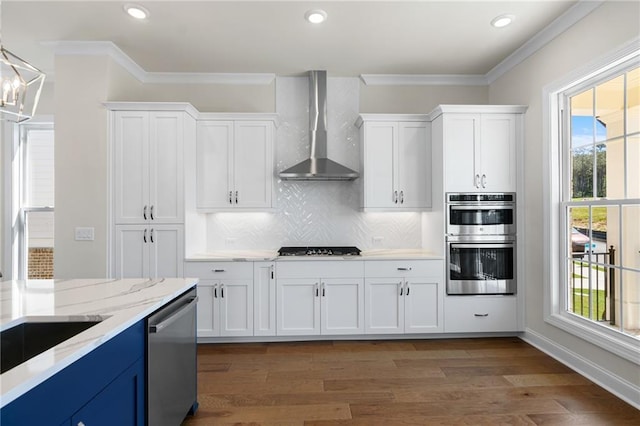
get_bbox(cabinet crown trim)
[355,114,429,128]
[428,104,528,120]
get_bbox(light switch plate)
[75,227,95,241]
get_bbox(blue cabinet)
[1,321,145,426]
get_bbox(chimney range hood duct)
[279,70,359,181]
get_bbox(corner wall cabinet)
[276,261,365,336]
[196,116,276,211]
[185,261,254,338]
[364,260,443,334]
[108,103,197,279]
[430,106,526,193]
[356,115,431,211]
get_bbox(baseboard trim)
[522,328,640,410]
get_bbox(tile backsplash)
[205,76,423,250]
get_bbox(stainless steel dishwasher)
[147,288,198,426]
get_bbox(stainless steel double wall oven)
[446,193,516,295]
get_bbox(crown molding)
[43,1,604,88]
[360,74,487,86]
[485,0,605,84]
[42,40,275,85]
[360,0,605,87]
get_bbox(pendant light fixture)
[0,1,46,123]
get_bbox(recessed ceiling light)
[491,14,514,28]
[124,4,149,20]
[305,9,327,24]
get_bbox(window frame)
[543,38,640,364]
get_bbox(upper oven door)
[447,204,515,236]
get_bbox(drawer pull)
[474,313,489,317]
[213,269,226,273]
[397,267,412,271]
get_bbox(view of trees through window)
[565,64,639,338]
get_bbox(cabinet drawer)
[364,260,442,278]
[444,296,517,332]
[184,261,253,279]
[277,261,364,279]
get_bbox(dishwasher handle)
[149,296,198,334]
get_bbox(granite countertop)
[0,277,197,408]
[185,249,443,261]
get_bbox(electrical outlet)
[225,237,237,247]
[75,227,95,241]
[372,236,384,246]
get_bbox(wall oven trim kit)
[446,192,516,296]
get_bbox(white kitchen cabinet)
[113,110,185,224]
[254,261,276,336]
[113,225,184,279]
[444,295,519,332]
[432,106,525,193]
[357,115,431,210]
[364,260,443,334]
[185,261,254,338]
[196,118,275,210]
[276,261,365,336]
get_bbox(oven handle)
[448,205,513,210]
[450,243,514,249]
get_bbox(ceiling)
[3,0,582,79]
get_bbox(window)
[545,42,640,363]
[19,124,54,279]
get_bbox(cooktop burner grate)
[278,246,361,256]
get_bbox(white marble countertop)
[185,249,442,261]
[0,277,197,408]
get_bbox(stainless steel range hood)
[279,70,359,181]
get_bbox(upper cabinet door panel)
[363,122,397,208]
[398,122,430,208]
[114,112,149,224]
[443,115,478,192]
[233,121,272,208]
[149,112,184,223]
[196,121,234,209]
[480,114,516,192]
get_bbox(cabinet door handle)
[213,269,226,273]
[220,284,225,298]
[150,205,154,220]
[397,267,412,271]
[481,174,487,188]
[150,228,154,243]
[271,266,274,279]
[474,313,489,317]
[399,282,403,296]
[322,282,325,297]
[143,205,148,220]
[143,229,147,243]
[315,283,319,297]
[393,190,398,204]
[406,283,410,296]
[400,190,404,204]
[235,191,239,204]
[229,191,233,204]
[213,284,218,298]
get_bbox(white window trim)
[543,37,640,364]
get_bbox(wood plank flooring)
[182,338,639,425]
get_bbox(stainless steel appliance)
[446,192,516,236]
[446,192,516,295]
[446,235,516,295]
[278,246,362,256]
[147,288,198,426]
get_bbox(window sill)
[546,312,640,365]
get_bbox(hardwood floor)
[182,338,639,425]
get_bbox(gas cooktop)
[277,246,362,257]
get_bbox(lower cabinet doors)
[276,278,365,336]
[197,279,253,337]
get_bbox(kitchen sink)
[0,319,103,374]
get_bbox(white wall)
[488,0,640,394]
[361,84,488,113]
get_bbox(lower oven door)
[447,240,516,295]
